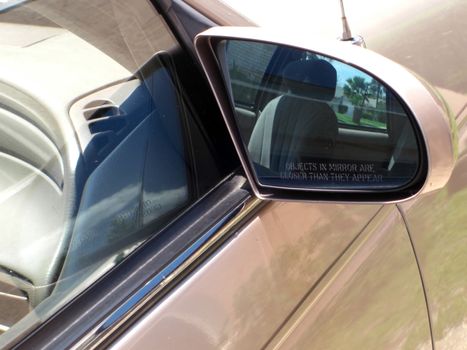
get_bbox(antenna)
[339,0,352,40]
[338,0,366,47]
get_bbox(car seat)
[248,59,338,173]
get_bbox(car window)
[0,0,231,341]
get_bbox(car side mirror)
[195,27,456,202]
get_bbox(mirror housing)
[195,27,456,203]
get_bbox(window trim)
[78,192,262,350]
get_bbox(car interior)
[248,59,339,173]
[0,41,234,333]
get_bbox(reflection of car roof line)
[0,23,66,48]
[0,30,130,104]
[21,32,63,48]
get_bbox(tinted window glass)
[0,0,227,341]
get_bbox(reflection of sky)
[334,64,372,93]
[318,55,373,96]
[332,61,372,92]
[0,0,27,12]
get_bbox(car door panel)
[266,205,431,350]
[110,202,387,349]
[353,2,467,346]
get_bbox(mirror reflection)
[221,40,421,190]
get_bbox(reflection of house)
[227,42,276,104]
[331,86,379,116]
[227,41,275,79]
[331,86,354,116]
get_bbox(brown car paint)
[111,202,387,349]
[363,0,467,347]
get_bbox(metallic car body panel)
[358,1,467,348]
[265,205,431,350]
[113,203,431,349]
[361,0,467,100]
[106,2,454,349]
[399,124,467,348]
[110,202,383,349]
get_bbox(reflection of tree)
[344,77,386,125]
[344,77,369,106]
[343,76,370,124]
[371,79,383,104]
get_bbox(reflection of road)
[366,0,467,97]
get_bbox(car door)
[109,206,431,350]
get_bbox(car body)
[0,0,465,349]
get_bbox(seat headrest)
[282,59,337,101]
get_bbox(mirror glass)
[220,40,421,190]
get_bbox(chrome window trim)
[74,196,263,350]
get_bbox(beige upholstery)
[248,59,338,172]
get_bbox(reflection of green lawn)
[289,208,430,350]
[336,112,386,130]
[230,205,431,349]
[407,183,467,346]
